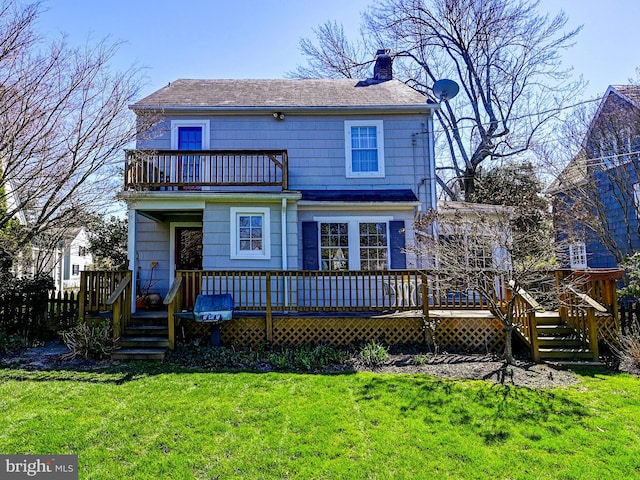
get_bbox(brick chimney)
[373,49,392,81]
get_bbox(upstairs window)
[344,120,385,178]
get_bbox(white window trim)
[633,182,640,218]
[170,120,210,149]
[230,207,271,260]
[314,216,392,270]
[344,120,385,178]
[569,242,587,269]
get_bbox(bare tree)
[413,204,563,364]
[550,87,640,267]
[0,0,150,274]
[292,0,582,200]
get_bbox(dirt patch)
[352,353,580,388]
[2,342,626,389]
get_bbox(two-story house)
[122,53,438,309]
[550,85,640,269]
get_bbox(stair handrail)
[565,285,608,313]
[163,276,183,350]
[509,280,542,362]
[105,274,132,340]
[562,284,601,361]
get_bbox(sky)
[35,0,640,103]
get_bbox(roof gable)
[550,85,640,192]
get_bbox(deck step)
[130,311,168,326]
[124,325,169,336]
[536,325,575,336]
[544,360,607,369]
[538,347,595,360]
[534,314,562,326]
[118,336,170,348]
[111,348,166,361]
[537,336,584,347]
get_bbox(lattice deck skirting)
[596,314,619,346]
[434,316,505,353]
[177,313,507,353]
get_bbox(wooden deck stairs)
[111,310,169,361]
[534,311,596,362]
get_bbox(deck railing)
[426,270,507,310]
[175,269,503,313]
[125,149,288,190]
[509,282,544,362]
[79,270,132,318]
[177,270,426,312]
[559,284,606,360]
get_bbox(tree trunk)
[504,323,514,365]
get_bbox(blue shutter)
[302,221,319,270]
[389,220,406,269]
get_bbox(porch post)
[587,307,599,361]
[529,311,540,363]
[128,209,137,313]
[266,272,273,343]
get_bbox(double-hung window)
[230,207,271,260]
[318,217,389,271]
[344,120,385,177]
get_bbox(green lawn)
[0,365,639,479]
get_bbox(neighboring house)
[5,180,92,290]
[549,85,640,268]
[30,227,93,292]
[121,52,439,307]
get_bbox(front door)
[175,227,203,271]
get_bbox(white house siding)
[63,228,93,290]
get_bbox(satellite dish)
[432,79,460,102]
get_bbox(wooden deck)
[80,268,622,362]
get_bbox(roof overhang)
[130,104,438,116]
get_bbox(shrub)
[0,332,29,353]
[268,344,345,371]
[618,334,640,370]
[61,320,116,360]
[359,341,389,368]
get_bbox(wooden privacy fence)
[0,290,78,340]
[619,302,640,335]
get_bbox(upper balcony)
[124,149,288,191]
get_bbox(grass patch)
[0,364,639,479]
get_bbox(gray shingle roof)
[612,85,640,106]
[132,78,428,110]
